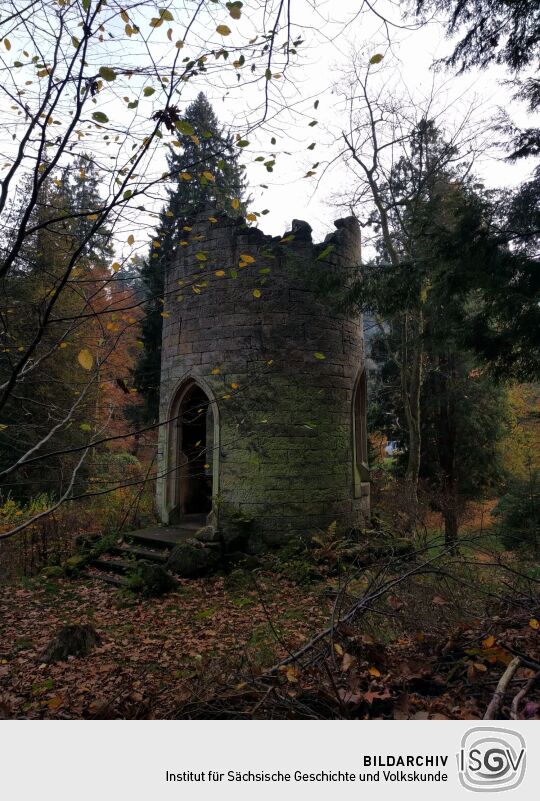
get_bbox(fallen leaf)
[341,653,355,672]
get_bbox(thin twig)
[484,657,522,720]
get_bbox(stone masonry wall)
[157,209,369,545]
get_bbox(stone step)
[112,544,169,563]
[91,557,134,575]
[126,527,193,548]
[96,573,129,588]
[84,571,129,588]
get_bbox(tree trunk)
[401,310,424,524]
[443,506,459,547]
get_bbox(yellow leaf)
[252,288,261,299]
[529,618,540,630]
[180,172,192,181]
[369,53,384,65]
[231,382,239,389]
[59,342,68,349]
[482,635,496,649]
[47,695,63,710]
[120,9,129,23]
[152,240,161,248]
[77,349,93,371]
[111,262,120,272]
[216,24,231,36]
[285,665,299,683]
[246,212,257,221]
[333,643,344,657]
[211,367,221,375]
[240,253,255,264]
[165,211,174,217]
[183,225,192,231]
[87,214,98,220]
[202,171,214,181]
[161,311,170,318]
[127,234,134,245]
[215,270,225,277]
[4,39,11,51]
[313,352,326,360]
[369,666,381,677]
[231,198,240,210]
[208,216,218,223]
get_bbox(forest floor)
[0,568,329,719]
[1,525,539,720]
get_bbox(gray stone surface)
[157,210,370,545]
[166,541,219,577]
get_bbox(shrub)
[493,470,540,551]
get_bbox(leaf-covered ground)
[0,571,328,719]
[1,547,539,720]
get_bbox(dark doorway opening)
[177,385,212,516]
[353,369,369,495]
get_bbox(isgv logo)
[458,727,526,792]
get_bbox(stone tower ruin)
[156,210,369,548]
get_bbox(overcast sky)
[2,1,536,253]
[209,0,538,243]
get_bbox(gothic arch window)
[353,368,369,495]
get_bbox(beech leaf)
[77,349,93,371]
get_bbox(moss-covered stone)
[39,624,101,663]
[40,565,65,580]
[63,555,88,575]
[166,542,219,578]
[126,562,177,597]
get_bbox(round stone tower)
[156,210,369,548]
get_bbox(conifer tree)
[132,93,246,423]
[0,158,113,499]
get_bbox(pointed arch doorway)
[166,378,219,527]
